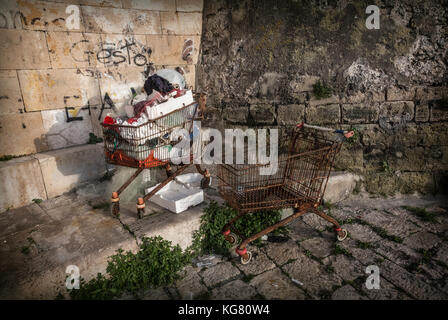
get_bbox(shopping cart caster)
[336,228,348,241]
[223,230,239,246]
[137,198,145,219]
[236,247,252,265]
[111,192,120,217]
[200,170,211,189]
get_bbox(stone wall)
[0,0,203,156]
[197,0,448,195]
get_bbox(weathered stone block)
[309,95,339,107]
[323,172,361,203]
[0,29,51,69]
[305,104,340,125]
[379,101,414,122]
[99,34,149,68]
[122,0,176,11]
[289,75,319,92]
[0,71,24,115]
[429,100,448,122]
[34,143,106,198]
[223,106,248,123]
[80,0,122,7]
[41,108,93,150]
[342,91,385,103]
[18,0,83,31]
[46,32,102,69]
[146,35,201,65]
[0,112,48,156]
[18,69,101,111]
[177,0,204,12]
[415,103,429,122]
[387,86,415,101]
[82,6,161,34]
[415,86,448,101]
[249,104,275,124]
[277,104,305,125]
[97,67,146,111]
[342,103,379,124]
[0,156,47,213]
[160,12,202,35]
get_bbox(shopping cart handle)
[344,131,355,139]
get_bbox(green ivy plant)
[69,236,189,300]
[312,80,332,100]
[190,201,288,257]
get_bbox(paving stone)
[361,278,412,300]
[322,255,364,282]
[235,247,276,276]
[301,213,333,232]
[287,220,321,242]
[331,285,365,300]
[374,239,421,267]
[380,260,447,299]
[282,252,342,299]
[176,265,208,300]
[345,223,382,243]
[300,237,333,258]
[249,268,306,300]
[200,261,241,288]
[417,262,446,280]
[361,210,420,238]
[0,204,52,238]
[327,206,362,222]
[210,279,257,300]
[338,239,383,266]
[141,287,171,300]
[402,231,442,250]
[264,241,303,266]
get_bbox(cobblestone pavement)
[143,194,448,300]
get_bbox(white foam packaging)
[146,90,194,120]
[144,173,205,214]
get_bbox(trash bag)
[156,69,186,90]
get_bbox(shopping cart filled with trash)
[102,95,210,219]
[217,123,354,264]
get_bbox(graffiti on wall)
[70,37,151,67]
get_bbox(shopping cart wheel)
[227,232,239,246]
[241,251,252,265]
[111,192,120,217]
[336,228,348,241]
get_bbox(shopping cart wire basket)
[218,123,354,264]
[102,98,211,219]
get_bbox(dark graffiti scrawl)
[71,37,151,67]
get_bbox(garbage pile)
[103,68,194,126]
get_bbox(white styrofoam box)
[175,172,212,188]
[146,90,194,120]
[145,173,204,214]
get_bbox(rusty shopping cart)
[218,123,354,264]
[102,95,210,219]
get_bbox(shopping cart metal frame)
[102,93,210,219]
[217,123,353,264]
